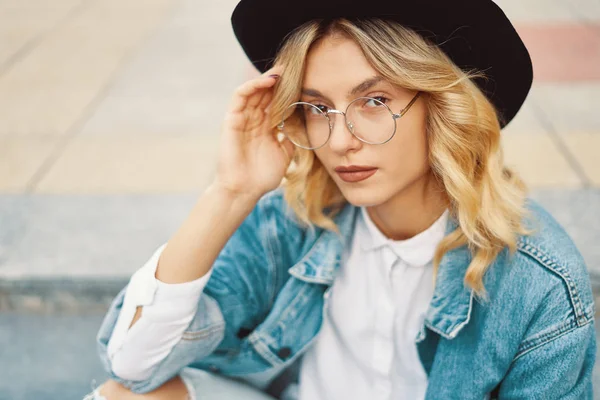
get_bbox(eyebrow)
[301,76,385,100]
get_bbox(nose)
[327,112,361,154]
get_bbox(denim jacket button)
[277,347,292,359]
[236,327,252,339]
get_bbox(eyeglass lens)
[279,97,396,149]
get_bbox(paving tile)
[33,134,220,194]
[502,133,583,188]
[531,189,600,280]
[0,312,109,400]
[564,0,600,23]
[0,195,29,268]
[0,0,176,136]
[516,24,600,82]
[77,0,248,138]
[501,99,547,136]
[561,132,600,186]
[0,136,61,192]
[0,0,81,7]
[0,0,82,68]
[530,83,600,134]
[494,0,582,23]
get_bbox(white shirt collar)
[359,206,449,267]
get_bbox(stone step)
[1,189,600,312]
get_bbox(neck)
[366,172,449,241]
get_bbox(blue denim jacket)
[96,188,596,399]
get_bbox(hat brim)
[231,0,533,128]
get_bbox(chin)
[337,184,393,208]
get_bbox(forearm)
[128,183,260,330]
[156,182,260,284]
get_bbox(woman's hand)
[214,65,294,201]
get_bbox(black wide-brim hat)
[231,0,533,129]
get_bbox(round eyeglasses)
[277,91,422,150]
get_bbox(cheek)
[381,127,429,174]
[313,148,332,169]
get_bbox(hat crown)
[231,0,533,128]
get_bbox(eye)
[364,96,389,107]
[297,102,328,119]
[311,103,330,114]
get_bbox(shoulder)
[254,187,295,220]
[496,199,595,344]
[518,198,588,279]
[253,187,309,237]
[518,198,594,318]
[477,199,596,359]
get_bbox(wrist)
[205,181,262,211]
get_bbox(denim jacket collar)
[423,215,475,340]
[287,203,357,285]
[288,203,475,340]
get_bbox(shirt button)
[277,347,292,359]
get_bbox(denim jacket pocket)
[181,294,226,342]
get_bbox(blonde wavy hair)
[266,18,530,301]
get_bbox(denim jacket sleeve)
[95,191,280,394]
[497,317,596,399]
[493,204,597,399]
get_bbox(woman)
[85,0,596,399]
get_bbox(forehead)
[303,36,378,89]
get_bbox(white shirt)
[298,207,448,400]
[106,207,449,398]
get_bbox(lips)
[334,165,378,183]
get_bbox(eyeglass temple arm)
[396,91,422,118]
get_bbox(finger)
[258,89,274,111]
[230,65,284,111]
[247,81,273,108]
[229,75,278,113]
[262,64,284,78]
[247,65,284,108]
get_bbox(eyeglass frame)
[277,91,422,150]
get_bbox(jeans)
[82,367,277,400]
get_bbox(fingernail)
[268,74,280,79]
